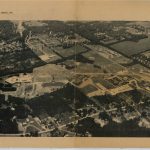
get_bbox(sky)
[0,0,150,20]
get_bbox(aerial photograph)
[0,20,150,137]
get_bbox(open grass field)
[110,36,150,56]
[81,84,98,94]
[128,64,149,73]
[54,45,88,58]
[82,51,125,73]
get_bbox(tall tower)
[16,21,25,37]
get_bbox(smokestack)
[16,21,25,37]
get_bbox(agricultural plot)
[54,45,88,58]
[81,84,98,94]
[27,38,62,62]
[82,51,125,73]
[110,36,150,56]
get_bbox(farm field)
[111,56,133,66]
[54,45,88,58]
[82,51,125,73]
[110,35,150,56]
[128,64,149,73]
